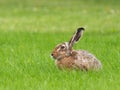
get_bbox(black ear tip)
[77,27,85,31]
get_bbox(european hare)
[51,27,102,71]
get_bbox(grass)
[0,0,120,90]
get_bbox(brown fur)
[51,27,102,71]
[55,56,75,69]
[54,50,101,70]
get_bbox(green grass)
[0,0,120,90]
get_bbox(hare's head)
[51,27,85,60]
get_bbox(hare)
[51,27,102,71]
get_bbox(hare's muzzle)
[51,52,58,60]
[51,53,55,59]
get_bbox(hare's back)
[75,50,102,70]
[77,50,97,60]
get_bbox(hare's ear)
[68,27,85,49]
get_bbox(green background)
[0,0,120,90]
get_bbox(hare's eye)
[61,46,65,49]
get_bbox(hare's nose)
[51,53,54,56]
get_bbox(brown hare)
[51,27,102,71]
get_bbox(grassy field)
[0,0,120,90]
